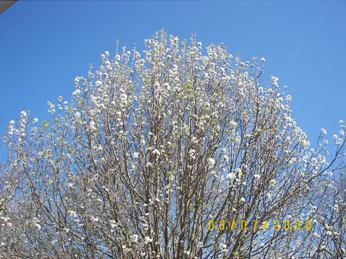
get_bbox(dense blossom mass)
[0,30,345,258]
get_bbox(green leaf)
[43,121,49,130]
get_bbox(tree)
[0,30,345,258]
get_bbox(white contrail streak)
[280,6,336,73]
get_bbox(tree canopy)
[0,30,345,258]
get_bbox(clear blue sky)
[0,0,345,143]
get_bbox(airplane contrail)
[280,6,336,73]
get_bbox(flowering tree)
[0,30,345,258]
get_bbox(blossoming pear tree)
[0,30,345,258]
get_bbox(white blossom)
[144,236,152,244]
[226,172,236,180]
[271,76,279,87]
[73,89,81,97]
[75,111,81,120]
[130,234,138,243]
[269,179,276,186]
[207,157,216,169]
[321,128,327,135]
